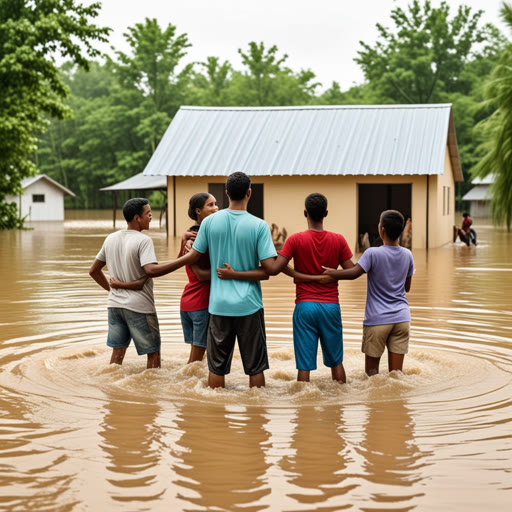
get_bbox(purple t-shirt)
[357,245,414,326]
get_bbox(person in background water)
[453,212,477,246]
[89,198,161,368]
[178,193,218,363]
[324,210,414,376]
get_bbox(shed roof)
[21,174,75,197]
[462,185,492,201]
[100,172,167,191]
[143,104,463,181]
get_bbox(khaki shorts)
[362,322,410,358]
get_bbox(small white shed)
[5,175,75,221]
[462,175,494,218]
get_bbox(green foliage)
[354,0,504,208]
[471,3,512,231]
[0,0,110,228]
[355,0,495,103]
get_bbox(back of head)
[226,172,251,201]
[123,198,149,222]
[188,192,211,221]
[462,212,470,218]
[305,193,328,222]
[380,209,404,240]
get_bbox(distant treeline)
[35,3,505,210]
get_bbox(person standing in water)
[218,193,354,384]
[178,193,218,363]
[323,210,414,376]
[89,198,162,368]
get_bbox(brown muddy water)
[0,212,511,511]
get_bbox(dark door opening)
[358,184,411,250]
[208,183,264,219]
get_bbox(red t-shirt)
[180,252,211,312]
[462,217,472,233]
[279,230,353,304]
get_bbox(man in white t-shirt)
[89,198,162,368]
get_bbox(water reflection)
[99,393,166,507]
[173,402,270,511]
[358,395,427,511]
[281,405,352,509]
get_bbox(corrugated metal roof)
[471,174,495,185]
[463,185,492,201]
[143,104,462,180]
[100,172,167,191]
[21,174,75,197]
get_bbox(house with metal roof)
[462,175,494,218]
[143,104,463,250]
[5,174,75,221]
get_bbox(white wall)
[5,181,65,221]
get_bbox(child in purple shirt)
[324,210,414,376]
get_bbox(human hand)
[322,266,337,276]
[216,263,235,280]
[183,239,194,254]
[182,229,197,243]
[109,277,122,289]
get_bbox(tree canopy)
[0,0,110,228]
[471,2,512,230]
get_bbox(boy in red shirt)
[218,193,354,383]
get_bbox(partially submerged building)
[143,104,462,251]
[462,175,494,218]
[5,174,75,221]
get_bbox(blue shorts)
[180,309,209,348]
[292,302,344,371]
[107,308,161,355]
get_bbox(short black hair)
[226,171,251,201]
[462,212,470,217]
[188,193,211,221]
[305,193,328,222]
[123,198,149,222]
[380,209,405,240]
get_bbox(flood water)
[0,212,511,511]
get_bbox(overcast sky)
[91,0,509,90]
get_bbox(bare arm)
[89,259,110,292]
[190,264,211,282]
[405,275,412,293]
[260,254,290,276]
[109,275,148,290]
[143,249,202,278]
[323,262,365,280]
[216,263,269,281]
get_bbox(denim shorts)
[292,302,343,371]
[180,309,209,348]
[107,307,161,355]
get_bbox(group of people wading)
[89,172,415,388]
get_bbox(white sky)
[91,0,509,90]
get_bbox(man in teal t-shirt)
[180,172,276,388]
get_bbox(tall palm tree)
[472,2,512,230]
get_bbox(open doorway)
[358,184,411,250]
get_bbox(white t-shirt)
[96,230,158,314]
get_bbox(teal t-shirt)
[192,209,277,316]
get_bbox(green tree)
[37,18,194,209]
[0,0,109,228]
[471,3,512,230]
[227,42,319,106]
[355,0,496,104]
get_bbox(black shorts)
[207,309,269,376]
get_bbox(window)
[32,194,45,203]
